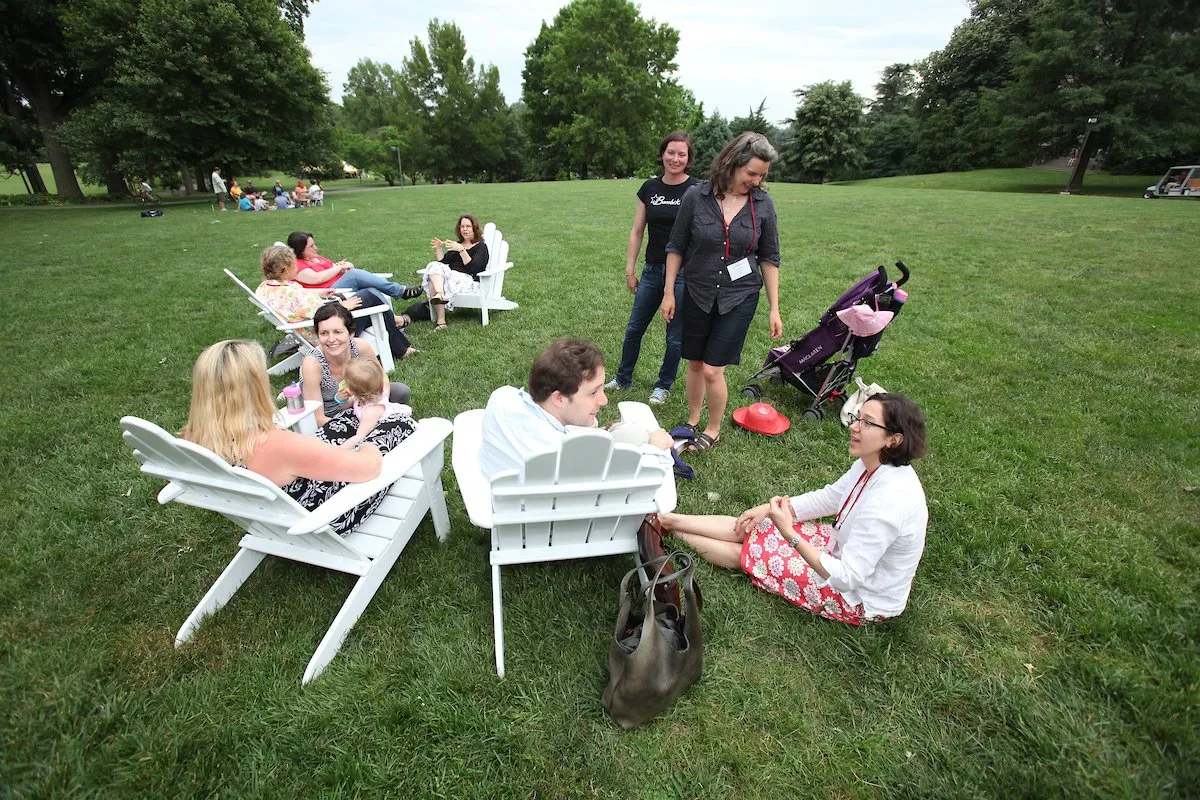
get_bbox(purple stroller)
[741,261,910,420]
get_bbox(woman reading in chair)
[417,214,489,331]
[657,393,928,624]
[181,340,416,535]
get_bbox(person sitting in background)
[308,181,324,205]
[237,194,253,212]
[288,230,422,309]
[230,180,243,203]
[294,180,309,206]
[274,192,292,210]
[273,180,286,197]
[480,338,674,481]
[253,193,270,212]
[255,244,418,359]
[410,214,489,331]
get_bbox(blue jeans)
[615,263,685,391]
[334,268,409,309]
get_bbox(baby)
[339,358,413,449]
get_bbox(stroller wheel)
[742,384,762,400]
[803,408,823,422]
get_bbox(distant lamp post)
[391,146,403,187]
[1064,117,1099,194]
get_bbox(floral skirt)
[422,262,479,310]
[740,520,875,625]
[282,411,416,536]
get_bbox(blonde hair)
[180,340,276,464]
[260,244,295,281]
[343,358,388,405]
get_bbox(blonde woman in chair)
[181,340,416,536]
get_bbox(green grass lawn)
[0,180,1196,797]
[837,167,1159,197]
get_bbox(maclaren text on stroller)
[741,261,910,420]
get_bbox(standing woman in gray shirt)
[661,132,783,450]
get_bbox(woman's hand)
[767,495,795,532]
[429,238,443,249]
[334,260,353,273]
[769,310,783,340]
[445,240,464,252]
[735,502,771,535]
[320,289,335,297]
[341,296,363,311]
[625,269,639,294]
[661,296,676,324]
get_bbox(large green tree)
[990,0,1200,188]
[0,0,88,197]
[61,0,334,187]
[689,111,732,178]
[397,20,511,183]
[787,81,866,183]
[522,0,680,179]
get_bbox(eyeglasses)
[847,412,890,433]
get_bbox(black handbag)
[602,553,703,729]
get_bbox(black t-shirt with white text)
[637,175,697,265]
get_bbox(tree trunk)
[104,166,127,196]
[23,163,48,194]
[1066,130,1102,193]
[25,81,83,198]
[180,163,194,195]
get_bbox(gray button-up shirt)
[666,181,780,315]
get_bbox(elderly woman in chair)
[256,244,419,360]
[181,340,416,535]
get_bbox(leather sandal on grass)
[434,323,449,331]
[682,432,719,452]
[401,285,424,300]
[430,293,449,305]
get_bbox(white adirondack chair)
[223,269,398,375]
[418,222,517,326]
[120,415,452,684]
[452,401,676,676]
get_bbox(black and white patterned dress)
[281,412,418,536]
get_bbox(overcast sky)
[305,0,970,125]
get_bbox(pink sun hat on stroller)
[836,303,895,337]
[733,402,791,435]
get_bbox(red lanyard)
[834,467,877,530]
[717,192,757,261]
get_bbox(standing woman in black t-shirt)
[661,132,783,451]
[605,131,698,405]
[420,213,490,330]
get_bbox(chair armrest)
[350,303,390,319]
[475,262,514,278]
[287,417,453,535]
[275,319,314,332]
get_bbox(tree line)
[3,0,1197,197]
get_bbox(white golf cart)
[1144,165,1200,198]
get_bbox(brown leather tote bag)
[602,553,703,729]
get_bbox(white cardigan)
[789,461,928,618]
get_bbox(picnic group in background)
[187,124,930,626]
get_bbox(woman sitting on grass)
[658,393,928,624]
[301,304,412,427]
[256,244,418,360]
[419,214,489,331]
[181,340,416,536]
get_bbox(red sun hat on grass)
[733,402,791,436]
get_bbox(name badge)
[727,257,753,281]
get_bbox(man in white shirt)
[481,338,674,481]
[210,167,227,211]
